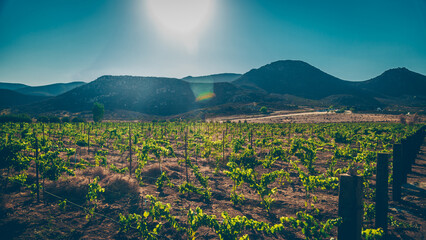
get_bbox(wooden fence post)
[401,139,408,184]
[42,123,45,145]
[42,178,45,204]
[392,144,402,202]
[376,153,389,233]
[412,134,419,164]
[185,128,188,182]
[338,174,363,240]
[129,123,132,176]
[288,123,291,141]
[141,195,144,211]
[250,129,253,148]
[35,134,40,202]
[222,130,225,163]
[87,125,90,154]
[406,136,413,167]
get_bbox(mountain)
[353,67,426,97]
[182,73,241,83]
[20,76,255,116]
[8,60,426,117]
[0,82,28,90]
[15,81,86,97]
[0,89,48,110]
[321,94,382,108]
[233,60,363,99]
[20,76,196,116]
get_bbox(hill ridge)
[3,60,425,116]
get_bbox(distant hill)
[234,60,363,99]
[16,81,86,96]
[20,76,257,116]
[0,89,48,110]
[321,94,382,108]
[182,73,241,83]
[7,60,426,117]
[0,82,28,90]
[20,76,196,116]
[353,67,426,97]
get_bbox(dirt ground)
[0,122,425,239]
[209,111,425,124]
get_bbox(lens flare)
[196,92,216,102]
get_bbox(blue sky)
[0,0,425,85]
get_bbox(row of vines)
[0,121,423,239]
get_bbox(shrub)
[37,116,50,123]
[92,102,104,123]
[61,117,70,123]
[0,114,32,123]
[49,115,61,123]
[72,117,86,123]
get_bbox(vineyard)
[0,121,424,239]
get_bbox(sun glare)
[145,0,215,53]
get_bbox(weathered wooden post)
[42,123,45,145]
[417,130,423,150]
[406,136,413,168]
[401,139,408,184]
[35,134,40,202]
[412,135,418,164]
[141,120,146,137]
[42,177,46,204]
[250,129,253,149]
[185,128,188,182]
[222,130,225,163]
[410,135,416,165]
[376,153,389,233]
[338,173,363,240]
[288,123,291,141]
[141,195,144,211]
[129,123,132,176]
[392,144,402,202]
[87,125,90,154]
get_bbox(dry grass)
[45,167,140,205]
[102,175,139,203]
[142,166,162,184]
[45,176,89,204]
[81,166,109,180]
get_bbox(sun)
[145,0,215,52]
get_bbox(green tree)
[92,102,104,123]
[260,106,268,114]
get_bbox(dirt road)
[208,110,410,124]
